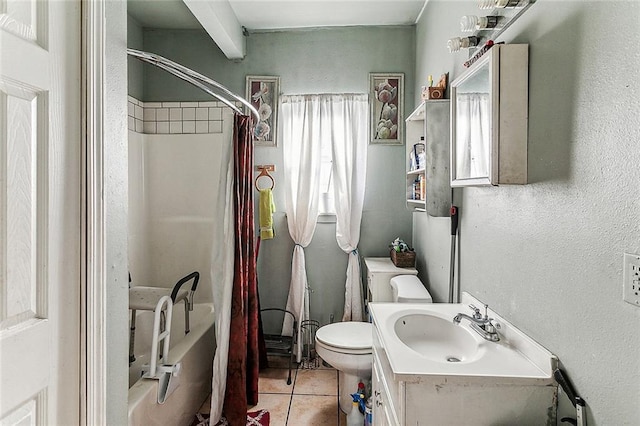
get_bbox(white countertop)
[369,294,557,384]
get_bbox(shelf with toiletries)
[406,167,426,209]
[447,0,535,59]
[407,142,426,208]
[405,100,451,216]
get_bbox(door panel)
[1,82,47,330]
[0,0,80,423]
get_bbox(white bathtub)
[128,303,216,426]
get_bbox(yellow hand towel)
[259,188,276,240]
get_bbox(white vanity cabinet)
[450,44,528,186]
[371,319,557,426]
[372,328,401,425]
[364,258,417,304]
[373,326,459,426]
[369,300,558,426]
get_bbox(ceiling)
[128,0,203,29]
[127,0,427,31]
[128,0,426,59]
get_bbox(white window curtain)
[280,95,323,362]
[328,94,369,321]
[455,93,490,179]
[280,93,368,359]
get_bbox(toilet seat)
[315,322,372,354]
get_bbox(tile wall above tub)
[127,96,242,134]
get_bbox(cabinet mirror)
[450,44,528,187]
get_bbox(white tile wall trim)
[127,97,241,134]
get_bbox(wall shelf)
[407,199,426,211]
[449,0,536,61]
[471,1,536,48]
[405,100,451,216]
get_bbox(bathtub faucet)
[453,304,500,342]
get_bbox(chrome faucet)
[453,304,500,342]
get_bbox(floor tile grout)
[283,365,297,425]
[260,357,344,425]
[199,359,341,424]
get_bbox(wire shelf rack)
[300,319,320,369]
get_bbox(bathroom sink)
[370,298,557,380]
[369,295,559,425]
[394,313,482,363]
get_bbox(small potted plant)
[389,237,416,268]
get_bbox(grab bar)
[170,271,199,308]
[143,296,174,379]
[170,271,199,335]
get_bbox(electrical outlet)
[623,253,640,307]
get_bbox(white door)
[0,0,81,424]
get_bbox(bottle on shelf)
[460,15,500,32]
[413,141,425,170]
[478,0,529,9]
[407,184,415,201]
[447,36,480,52]
[417,153,426,172]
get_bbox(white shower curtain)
[280,95,323,362]
[209,111,235,424]
[456,93,490,179]
[328,94,368,322]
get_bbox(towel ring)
[255,167,275,191]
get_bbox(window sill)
[317,213,337,223]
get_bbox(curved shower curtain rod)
[127,48,260,123]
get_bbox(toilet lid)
[315,322,372,350]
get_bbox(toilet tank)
[364,258,418,303]
[390,275,433,303]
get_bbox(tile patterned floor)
[251,355,347,425]
[199,356,348,425]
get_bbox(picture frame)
[369,73,404,145]
[245,75,280,147]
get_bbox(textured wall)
[136,26,416,327]
[106,1,129,424]
[413,1,640,424]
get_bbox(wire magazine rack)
[300,319,320,369]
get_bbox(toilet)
[315,275,432,413]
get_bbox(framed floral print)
[369,73,404,145]
[246,75,280,147]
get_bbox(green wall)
[127,14,144,100]
[131,26,416,327]
[413,1,640,423]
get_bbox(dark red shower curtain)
[223,114,260,425]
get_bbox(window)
[318,144,335,215]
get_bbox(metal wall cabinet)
[405,100,451,216]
